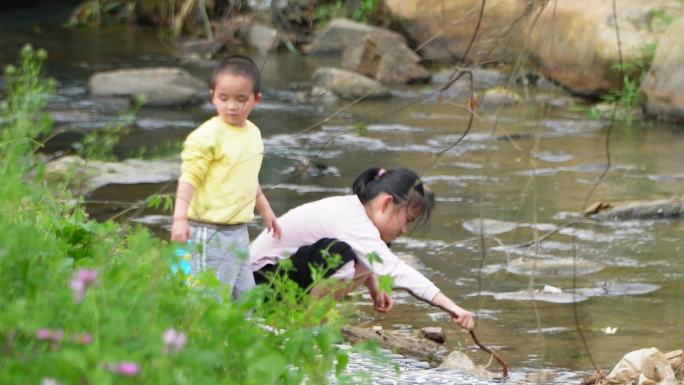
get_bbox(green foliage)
[352,0,379,23]
[590,44,656,124]
[75,97,143,161]
[67,0,136,27]
[314,0,379,25]
[313,1,345,25]
[648,8,676,32]
[146,193,174,212]
[0,46,380,385]
[131,139,183,160]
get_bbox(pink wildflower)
[162,328,187,353]
[74,333,93,345]
[41,378,63,385]
[35,328,64,343]
[36,328,53,340]
[70,268,98,304]
[104,361,140,376]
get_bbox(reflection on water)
[4,5,683,376]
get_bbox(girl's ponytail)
[352,166,383,203]
[352,166,435,230]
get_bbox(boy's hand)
[171,218,190,243]
[262,210,282,239]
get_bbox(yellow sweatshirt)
[179,116,263,224]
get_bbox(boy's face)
[211,73,260,127]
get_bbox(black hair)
[352,167,435,230]
[211,55,261,95]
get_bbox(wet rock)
[89,67,207,106]
[480,87,521,108]
[506,257,604,277]
[238,23,280,53]
[433,67,509,92]
[586,197,684,221]
[293,85,340,105]
[576,282,660,297]
[601,348,680,385]
[45,155,180,195]
[438,351,497,380]
[642,17,684,123]
[309,18,405,56]
[419,327,445,344]
[175,38,227,60]
[342,325,449,365]
[341,31,430,84]
[385,0,529,63]
[312,67,390,99]
[525,0,684,96]
[493,288,591,304]
[462,218,518,235]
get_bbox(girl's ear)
[254,92,262,103]
[379,194,394,213]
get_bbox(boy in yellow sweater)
[171,55,280,300]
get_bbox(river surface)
[2,4,683,382]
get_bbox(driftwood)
[342,326,449,366]
[584,197,683,221]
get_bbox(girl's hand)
[372,291,393,313]
[451,308,475,330]
[171,218,190,243]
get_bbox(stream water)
[2,4,683,383]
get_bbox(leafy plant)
[590,43,656,124]
[0,46,382,385]
[75,96,143,161]
[352,0,379,23]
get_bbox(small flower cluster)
[36,329,93,346]
[70,269,98,304]
[35,329,64,343]
[162,328,187,354]
[104,361,140,376]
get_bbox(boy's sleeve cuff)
[179,174,199,189]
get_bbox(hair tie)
[377,168,386,179]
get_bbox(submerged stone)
[462,219,518,235]
[505,257,603,277]
[493,290,590,304]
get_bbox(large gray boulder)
[525,0,684,95]
[641,17,684,122]
[341,31,431,84]
[311,67,390,99]
[309,18,405,55]
[89,67,207,106]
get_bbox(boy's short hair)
[211,55,261,95]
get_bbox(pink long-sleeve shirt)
[249,195,440,301]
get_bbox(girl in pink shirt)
[250,167,474,330]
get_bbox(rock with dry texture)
[525,0,684,96]
[311,67,390,99]
[341,31,430,84]
[385,0,530,63]
[309,18,405,55]
[641,17,684,122]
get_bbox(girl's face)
[372,196,421,243]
